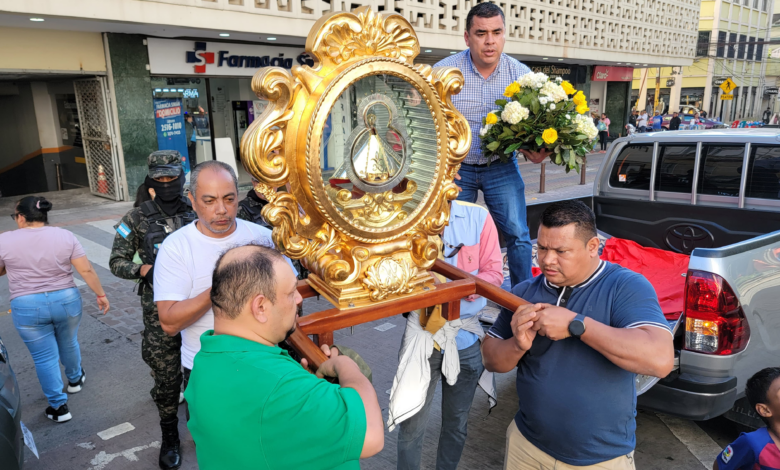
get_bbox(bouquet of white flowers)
[479,72,598,173]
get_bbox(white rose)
[539,97,548,105]
[550,104,556,110]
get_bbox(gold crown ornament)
[240,6,470,308]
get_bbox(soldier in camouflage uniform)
[109,151,195,470]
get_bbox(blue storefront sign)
[153,98,191,174]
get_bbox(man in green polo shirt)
[184,244,384,469]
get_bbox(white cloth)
[154,218,291,369]
[386,313,497,432]
[386,312,460,431]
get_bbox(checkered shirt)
[435,50,530,165]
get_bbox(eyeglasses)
[9,213,17,220]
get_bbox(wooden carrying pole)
[286,259,529,370]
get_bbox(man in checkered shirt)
[435,2,533,289]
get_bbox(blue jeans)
[10,287,83,409]
[397,341,484,470]
[457,158,533,287]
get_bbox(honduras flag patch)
[115,222,132,239]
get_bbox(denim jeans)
[10,287,83,409]
[397,341,484,470]
[457,157,533,287]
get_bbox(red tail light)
[684,270,750,355]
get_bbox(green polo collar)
[199,330,290,357]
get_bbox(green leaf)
[495,99,507,107]
[555,153,563,165]
[535,136,544,147]
[563,149,571,163]
[510,125,519,132]
[505,142,523,154]
[486,141,500,151]
[531,99,539,115]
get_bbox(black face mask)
[145,174,186,216]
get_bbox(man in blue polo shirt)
[482,200,675,469]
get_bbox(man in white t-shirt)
[637,111,649,132]
[154,161,295,415]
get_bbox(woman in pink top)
[0,196,110,423]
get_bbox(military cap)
[148,150,183,179]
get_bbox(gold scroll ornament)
[240,6,470,307]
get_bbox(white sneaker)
[67,369,86,393]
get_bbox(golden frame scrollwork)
[240,6,470,307]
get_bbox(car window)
[609,144,652,190]
[747,146,780,200]
[656,145,697,193]
[699,145,745,197]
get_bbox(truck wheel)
[723,397,764,430]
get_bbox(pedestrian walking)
[628,111,637,129]
[0,196,109,423]
[669,112,681,131]
[434,2,532,288]
[482,200,674,470]
[597,117,609,153]
[109,151,196,469]
[637,111,649,132]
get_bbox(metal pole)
[580,161,586,185]
[55,164,63,191]
[539,162,546,193]
[654,67,661,113]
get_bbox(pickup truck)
[527,129,780,428]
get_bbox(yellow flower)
[561,81,576,95]
[485,113,498,125]
[572,91,587,106]
[576,103,590,115]
[504,82,521,98]
[542,128,558,145]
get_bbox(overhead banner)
[147,38,312,76]
[153,98,191,175]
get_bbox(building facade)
[632,0,773,123]
[1,0,700,200]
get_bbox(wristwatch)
[568,314,586,338]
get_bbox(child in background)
[713,367,780,470]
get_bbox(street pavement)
[0,158,743,469]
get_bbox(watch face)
[569,319,586,337]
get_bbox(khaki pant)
[504,421,636,470]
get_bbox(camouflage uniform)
[109,152,193,423]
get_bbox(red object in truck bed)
[600,238,688,320]
[531,238,688,320]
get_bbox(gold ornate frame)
[240,7,470,307]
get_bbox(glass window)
[747,146,780,199]
[699,145,745,197]
[717,31,727,58]
[747,36,755,61]
[738,34,747,59]
[697,31,711,57]
[656,145,697,193]
[728,33,737,59]
[756,39,765,60]
[609,144,653,190]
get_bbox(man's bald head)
[211,243,283,320]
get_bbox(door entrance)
[73,78,123,200]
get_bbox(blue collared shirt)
[434,50,531,164]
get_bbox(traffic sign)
[720,78,737,94]
[721,94,734,100]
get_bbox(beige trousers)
[503,421,636,470]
